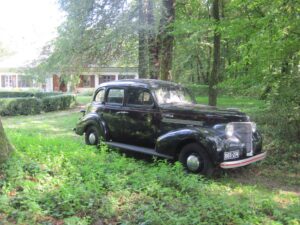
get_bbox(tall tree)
[209,0,221,106]
[160,0,175,80]
[147,0,160,79]
[35,0,135,77]
[138,0,148,78]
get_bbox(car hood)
[159,103,248,126]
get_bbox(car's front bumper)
[220,152,267,169]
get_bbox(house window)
[1,76,4,87]
[118,74,136,80]
[1,75,17,88]
[79,75,95,88]
[18,76,33,88]
[99,75,116,84]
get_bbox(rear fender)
[156,128,220,161]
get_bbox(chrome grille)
[231,122,253,156]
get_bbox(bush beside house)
[0,92,75,116]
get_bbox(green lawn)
[76,95,92,105]
[0,97,299,224]
[196,96,267,115]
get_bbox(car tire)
[85,126,100,145]
[179,143,214,176]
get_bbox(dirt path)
[222,167,300,194]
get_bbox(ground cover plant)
[0,96,299,224]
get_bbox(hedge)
[0,91,35,98]
[0,97,41,116]
[0,93,76,116]
[34,92,62,99]
[0,91,64,99]
[42,95,75,112]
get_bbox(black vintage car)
[74,79,266,175]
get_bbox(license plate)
[224,150,240,160]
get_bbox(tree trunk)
[138,0,148,78]
[147,0,160,79]
[159,0,175,81]
[0,118,13,165]
[209,0,221,106]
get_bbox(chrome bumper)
[220,152,267,169]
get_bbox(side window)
[107,88,124,105]
[127,88,154,106]
[95,89,105,102]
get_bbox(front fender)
[75,112,108,139]
[156,128,221,162]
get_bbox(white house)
[0,68,39,90]
[0,67,138,92]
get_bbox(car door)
[102,87,126,142]
[121,87,159,148]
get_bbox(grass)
[76,95,92,105]
[196,96,267,115]
[0,96,299,224]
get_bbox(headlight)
[225,123,234,137]
[251,122,257,132]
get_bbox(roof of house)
[0,67,138,74]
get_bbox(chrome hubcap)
[186,155,200,171]
[89,133,96,144]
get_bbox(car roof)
[97,79,182,90]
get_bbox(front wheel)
[85,126,100,145]
[179,143,214,175]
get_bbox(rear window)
[127,88,153,106]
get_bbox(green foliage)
[0,92,76,116]
[261,74,300,142]
[0,111,300,224]
[33,92,62,99]
[0,98,41,116]
[0,91,63,99]
[34,0,137,77]
[0,111,299,224]
[0,91,35,98]
[184,83,209,97]
[42,95,75,112]
[217,75,265,98]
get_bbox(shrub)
[0,91,34,98]
[0,92,75,116]
[42,94,75,112]
[34,92,62,99]
[265,75,300,142]
[0,97,41,116]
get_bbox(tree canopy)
[36,0,299,126]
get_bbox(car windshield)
[154,86,194,105]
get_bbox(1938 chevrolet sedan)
[74,79,266,175]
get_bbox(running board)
[104,141,173,159]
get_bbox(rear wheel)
[85,126,100,145]
[179,143,213,175]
